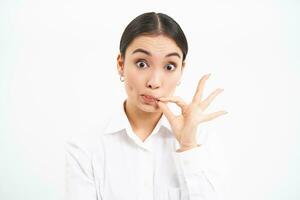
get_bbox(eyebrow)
[131,48,181,59]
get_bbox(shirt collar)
[103,99,172,135]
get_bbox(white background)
[0,0,299,199]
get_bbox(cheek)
[125,70,141,93]
[164,76,180,94]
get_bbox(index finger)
[156,101,176,123]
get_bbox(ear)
[117,53,125,76]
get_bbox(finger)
[192,73,211,104]
[156,101,176,123]
[201,110,228,123]
[158,96,188,111]
[200,88,224,111]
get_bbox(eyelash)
[135,59,177,71]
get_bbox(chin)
[138,102,160,113]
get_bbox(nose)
[146,70,162,89]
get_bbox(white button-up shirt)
[65,100,225,200]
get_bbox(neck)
[124,99,162,141]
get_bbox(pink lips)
[141,94,158,103]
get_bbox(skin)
[117,34,227,152]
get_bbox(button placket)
[139,149,154,200]
[143,150,154,186]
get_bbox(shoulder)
[65,123,109,158]
[64,104,123,158]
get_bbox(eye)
[165,63,177,71]
[136,60,149,69]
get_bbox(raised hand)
[156,73,227,152]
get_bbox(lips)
[141,94,159,103]
[142,94,157,100]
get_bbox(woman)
[66,12,227,200]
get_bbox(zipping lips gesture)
[156,73,227,152]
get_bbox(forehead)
[126,35,182,57]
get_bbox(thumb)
[157,101,175,123]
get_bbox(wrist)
[176,144,200,152]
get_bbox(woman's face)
[117,35,185,113]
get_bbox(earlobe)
[117,53,124,76]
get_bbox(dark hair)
[119,12,188,62]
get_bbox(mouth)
[141,94,159,103]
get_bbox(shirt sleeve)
[65,137,100,200]
[172,128,226,200]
